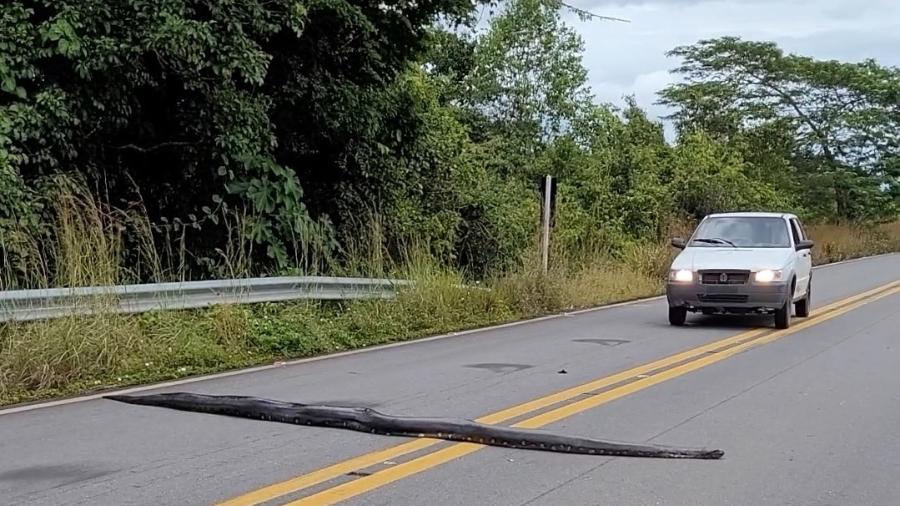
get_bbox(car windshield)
[690,216,791,248]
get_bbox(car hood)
[671,247,794,272]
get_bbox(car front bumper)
[666,280,790,311]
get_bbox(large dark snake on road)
[106,393,724,459]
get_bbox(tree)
[459,0,592,156]
[0,0,473,273]
[660,37,900,221]
[669,131,788,220]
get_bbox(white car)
[666,212,814,329]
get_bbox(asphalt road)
[1,254,899,506]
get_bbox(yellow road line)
[285,284,899,506]
[515,286,899,430]
[219,281,899,506]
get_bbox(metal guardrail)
[0,276,411,322]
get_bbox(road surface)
[2,254,899,506]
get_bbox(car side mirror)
[671,237,686,249]
[796,239,814,251]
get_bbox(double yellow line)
[220,281,900,506]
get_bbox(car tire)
[775,298,791,329]
[669,307,687,326]
[795,280,811,318]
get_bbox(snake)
[107,393,723,459]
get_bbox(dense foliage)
[660,37,900,221]
[1,0,898,285]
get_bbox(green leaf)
[1,77,14,93]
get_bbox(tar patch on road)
[0,464,111,485]
[465,363,533,373]
[572,339,630,346]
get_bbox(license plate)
[705,285,739,294]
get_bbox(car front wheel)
[775,298,791,329]
[669,306,687,326]
[795,280,811,318]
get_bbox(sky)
[562,0,900,132]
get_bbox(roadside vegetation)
[1,191,896,406]
[1,0,898,405]
[807,222,900,265]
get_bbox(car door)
[789,218,812,298]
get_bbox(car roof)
[705,212,796,219]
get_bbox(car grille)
[698,294,750,303]
[700,271,750,285]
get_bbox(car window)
[789,219,802,245]
[690,216,791,248]
[795,219,808,240]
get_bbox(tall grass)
[339,210,389,277]
[807,222,900,265]
[1,176,163,290]
[0,225,48,291]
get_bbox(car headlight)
[754,269,783,283]
[669,269,694,282]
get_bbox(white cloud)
[561,0,900,133]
